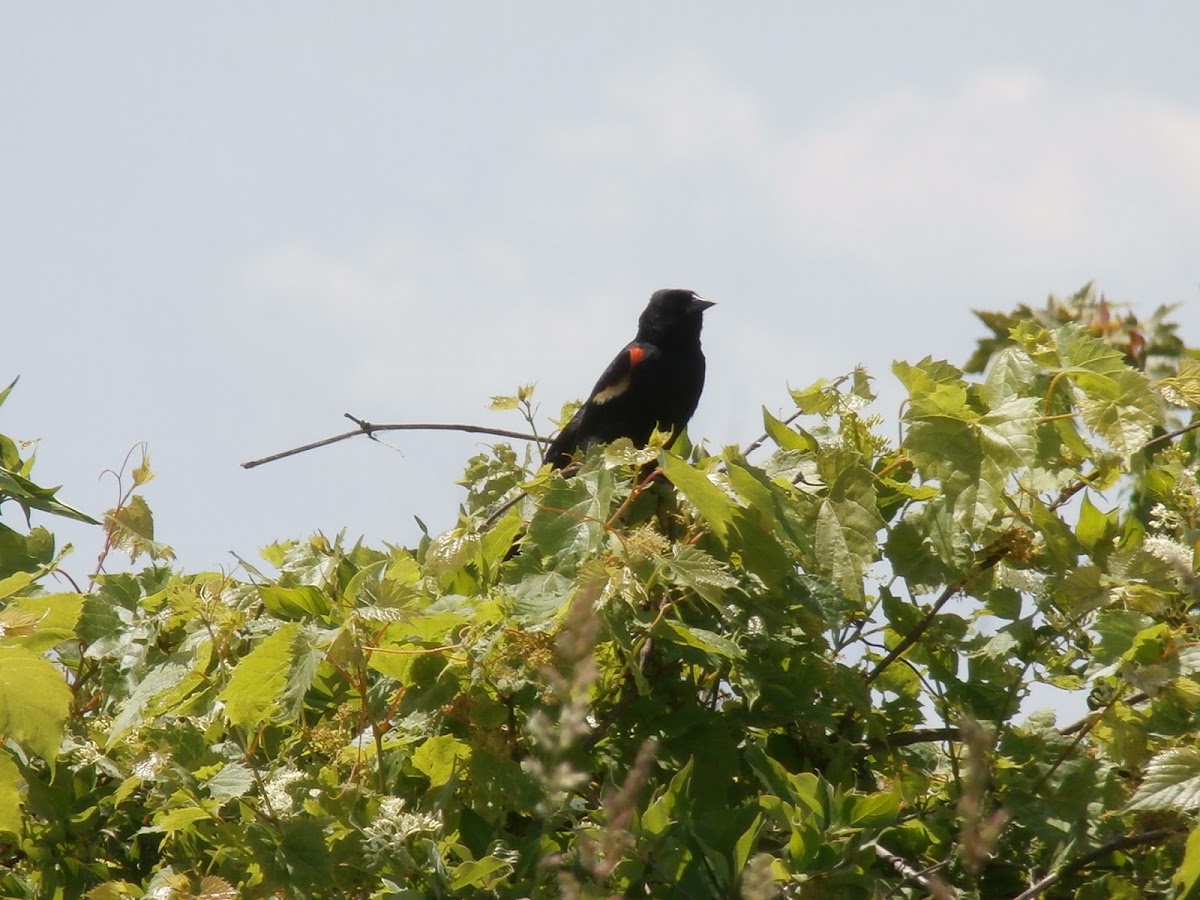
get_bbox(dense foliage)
[4,286,1200,898]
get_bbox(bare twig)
[742,408,804,457]
[241,415,543,469]
[1060,692,1148,736]
[1011,826,1186,900]
[864,538,1013,686]
[864,727,961,754]
[1142,416,1200,451]
[1047,417,1200,510]
[874,844,958,899]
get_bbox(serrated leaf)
[106,495,173,561]
[662,545,738,606]
[1126,747,1200,812]
[660,453,733,541]
[657,619,744,662]
[0,646,71,760]
[1159,358,1200,408]
[1,593,82,654]
[814,462,885,602]
[488,395,520,411]
[205,761,256,802]
[258,584,331,620]
[525,465,613,563]
[450,856,515,890]
[981,346,1038,407]
[0,571,35,601]
[426,529,481,579]
[197,876,239,900]
[84,884,141,900]
[412,735,471,788]
[0,523,55,579]
[107,656,192,745]
[1174,825,1200,895]
[154,805,212,834]
[218,622,307,729]
[0,751,21,836]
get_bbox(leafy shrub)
[3,286,1200,898]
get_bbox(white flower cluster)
[998,565,1044,596]
[1149,502,1184,532]
[362,797,444,863]
[1142,534,1196,584]
[263,768,305,815]
[131,751,169,779]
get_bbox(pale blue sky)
[4,4,1199,586]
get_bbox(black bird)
[543,288,715,469]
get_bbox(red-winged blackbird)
[543,288,715,469]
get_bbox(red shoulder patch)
[628,346,646,366]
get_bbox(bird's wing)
[588,342,655,405]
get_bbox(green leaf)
[412,735,471,788]
[813,459,885,602]
[643,757,693,836]
[258,584,331,620]
[1073,368,1161,458]
[0,593,84,654]
[657,619,744,662]
[525,463,614,563]
[1174,824,1200,895]
[0,466,99,525]
[154,805,212,835]
[762,408,817,453]
[1126,747,1200,812]
[0,646,71,760]
[218,622,305,729]
[205,762,256,802]
[450,856,515,890]
[106,494,173,561]
[660,453,733,541]
[734,813,763,873]
[487,395,520,411]
[1076,494,1118,554]
[847,790,900,827]
[0,523,55,579]
[0,751,21,836]
[981,346,1038,407]
[662,545,739,606]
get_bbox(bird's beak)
[690,296,716,312]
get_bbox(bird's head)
[637,288,716,343]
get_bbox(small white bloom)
[132,752,169,779]
[999,565,1044,595]
[1149,502,1183,532]
[1142,535,1195,583]
[263,769,304,815]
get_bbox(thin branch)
[241,414,543,469]
[1060,691,1148,736]
[741,408,804,457]
[1047,417,1200,510]
[1142,416,1200,451]
[864,727,961,754]
[865,542,1010,686]
[1011,826,1186,900]
[874,845,958,899]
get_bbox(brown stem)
[1011,826,1186,900]
[241,415,543,469]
